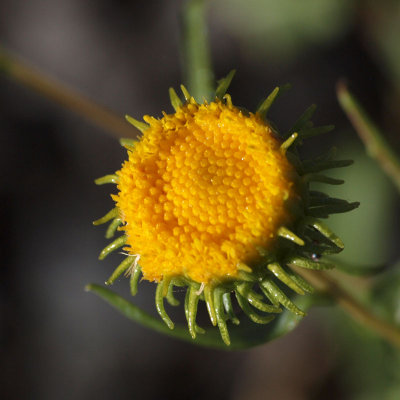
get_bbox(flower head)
[115,97,298,284]
[94,72,359,345]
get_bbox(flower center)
[114,100,298,284]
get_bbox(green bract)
[90,72,359,347]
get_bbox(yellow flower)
[94,72,358,345]
[114,98,297,284]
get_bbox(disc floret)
[94,72,359,345]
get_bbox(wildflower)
[94,72,358,345]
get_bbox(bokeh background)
[1,0,400,399]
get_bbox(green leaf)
[299,124,334,139]
[370,265,400,327]
[86,284,320,350]
[337,82,400,193]
[168,87,183,110]
[288,104,316,134]
[215,70,236,99]
[317,144,397,267]
[302,159,353,173]
[256,83,291,119]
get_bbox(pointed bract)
[93,73,357,346]
[125,115,149,133]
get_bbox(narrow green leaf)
[285,256,335,270]
[94,175,119,185]
[86,284,318,349]
[105,256,132,286]
[277,226,305,246]
[261,279,306,316]
[129,264,142,296]
[155,281,174,330]
[267,263,305,295]
[257,83,291,118]
[288,104,316,134]
[204,285,217,326]
[306,201,360,217]
[119,138,137,148]
[235,291,277,324]
[93,208,119,226]
[166,281,180,306]
[235,283,282,313]
[303,174,344,185]
[214,288,230,345]
[125,115,149,133]
[186,286,204,339]
[98,235,127,260]
[299,124,334,139]
[105,218,122,239]
[308,196,355,207]
[215,69,236,99]
[169,87,183,110]
[302,217,345,249]
[222,292,240,325]
[302,159,353,173]
[257,87,279,118]
[285,270,315,293]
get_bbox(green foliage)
[211,0,356,61]
[86,284,324,349]
[371,265,400,328]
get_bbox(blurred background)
[1,0,399,399]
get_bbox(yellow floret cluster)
[113,99,298,284]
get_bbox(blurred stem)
[293,267,400,349]
[0,46,135,138]
[337,81,400,193]
[181,0,213,102]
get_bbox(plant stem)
[293,267,400,349]
[337,81,400,193]
[0,47,135,138]
[181,0,213,102]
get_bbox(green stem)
[0,46,135,138]
[293,267,400,349]
[181,0,213,102]
[337,81,400,193]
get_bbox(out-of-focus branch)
[293,267,400,349]
[181,0,213,102]
[0,46,135,138]
[337,81,400,193]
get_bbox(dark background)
[1,1,399,399]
